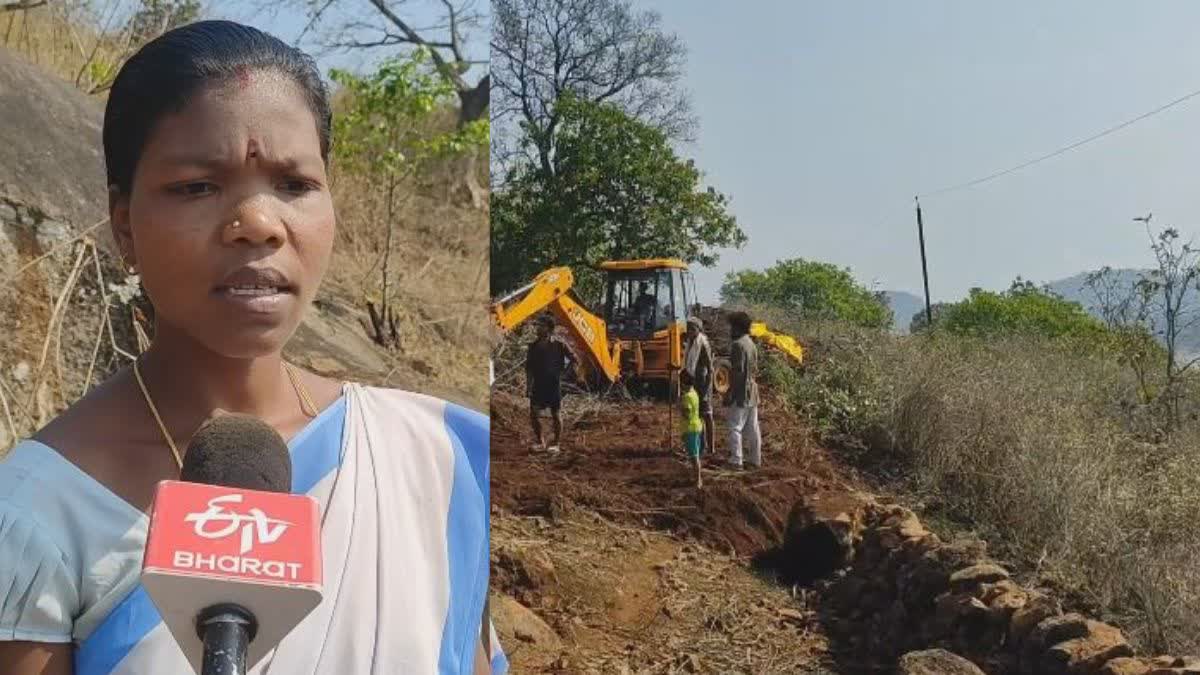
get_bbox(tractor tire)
[713,357,732,396]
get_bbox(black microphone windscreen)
[180,414,292,493]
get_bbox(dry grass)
[1,0,136,93]
[324,142,490,406]
[0,206,140,454]
[0,5,492,411]
[491,506,833,674]
[762,314,1200,654]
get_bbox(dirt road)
[489,388,865,673]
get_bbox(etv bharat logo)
[184,494,292,555]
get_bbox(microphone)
[141,414,323,675]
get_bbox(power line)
[920,85,1200,198]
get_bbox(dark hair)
[537,314,555,329]
[103,20,332,195]
[679,369,693,387]
[727,311,752,334]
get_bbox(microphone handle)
[197,604,258,675]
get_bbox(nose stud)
[230,220,241,229]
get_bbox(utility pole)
[915,196,933,327]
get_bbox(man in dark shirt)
[724,311,761,469]
[526,315,576,452]
[632,282,657,330]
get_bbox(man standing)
[526,314,576,452]
[684,317,716,453]
[724,311,761,469]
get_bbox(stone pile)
[785,493,1200,674]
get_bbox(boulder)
[897,649,986,675]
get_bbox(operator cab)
[601,259,698,339]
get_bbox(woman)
[0,21,498,674]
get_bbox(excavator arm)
[490,267,622,384]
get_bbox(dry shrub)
[324,142,490,405]
[2,0,132,93]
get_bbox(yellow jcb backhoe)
[490,259,804,397]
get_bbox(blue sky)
[640,1,1200,303]
[217,0,489,76]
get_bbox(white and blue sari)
[0,384,505,674]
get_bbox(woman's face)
[111,69,334,358]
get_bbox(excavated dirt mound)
[491,387,864,560]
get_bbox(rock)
[1042,621,1133,673]
[835,576,868,607]
[490,594,561,649]
[949,563,1010,592]
[981,579,1023,603]
[936,537,989,569]
[988,590,1028,616]
[1028,613,1091,649]
[1148,656,1200,674]
[1010,593,1063,644]
[492,545,558,604]
[1100,657,1152,675]
[305,355,345,376]
[782,491,871,582]
[936,592,982,619]
[897,649,986,675]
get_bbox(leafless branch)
[365,0,466,90]
[491,0,695,178]
[0,0,46,12]
[294,0,338,46]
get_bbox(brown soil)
[491,345,900,674]
[491,508,835,674]
[491,388,864,561]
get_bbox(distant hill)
[883,270,1200,353]
[882,290,925,334]
[1046,268,1200,357]
[1045,268,1144,310]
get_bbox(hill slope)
[0,45,487,450]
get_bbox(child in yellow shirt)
[680,369,704,488]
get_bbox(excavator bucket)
[711,321,804,396]
[750,322,804,364]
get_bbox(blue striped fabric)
[74,398,348,675]
[437,403,491,674]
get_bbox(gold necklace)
[132,357,319,471]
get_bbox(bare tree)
[295,0,488,125]
[1,0,47,12]
[1086,214,1200,432]
[1084,265,1157,409]
[491,0,694,178]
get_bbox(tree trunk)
[457,74,489,125]
[379,176,398,347]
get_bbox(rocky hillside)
[0,44,487,453]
